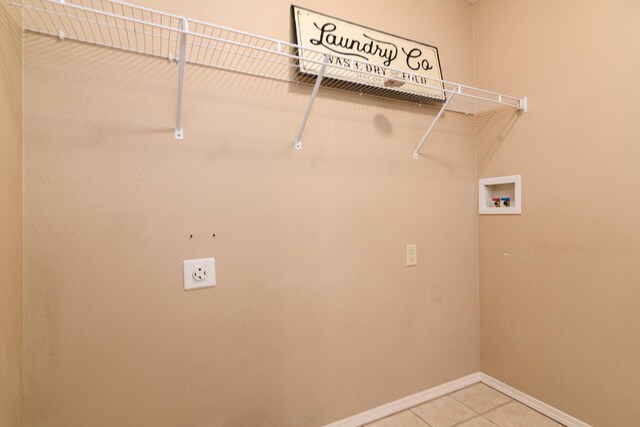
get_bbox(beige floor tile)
[367,410,429,427]
[457,416,498,427]
[411,395,477,427]
[450,383,511,413]
[483,401,563,427]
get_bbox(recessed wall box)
[479,175,521,215]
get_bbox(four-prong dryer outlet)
[183,258,216,290]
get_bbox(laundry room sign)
[292,6,445,101]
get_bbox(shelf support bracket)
[413,85,460,160]
[519,97,528,113]
[175,18,188,140]
[294,54,330,150]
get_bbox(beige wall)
[475,1,640,426]
[0,3,23,427]
[22,1,479,426]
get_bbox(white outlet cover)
[406,244,417,266]
[183,258,216,290]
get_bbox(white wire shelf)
[8,0,527,158]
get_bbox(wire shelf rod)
[175,17,187,139]
[294,54,330,150]
[413,86,459,160]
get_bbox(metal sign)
[292,5,445,101]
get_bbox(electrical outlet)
[406,244,417,266]
[183,258,216,290]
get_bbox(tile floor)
[365,383,564,427]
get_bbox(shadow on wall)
[22,30,473,170]
[189,68,472,167]
[22,33,177,84]
[0,3,22,120]
[373,114,393,136]
[0,4,21,48]
[22,33,178,134]
[157,51,467,163]
[476,107,522,169]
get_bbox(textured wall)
[475,1,640,425]
[23,1,479,426]
[0,3,23,427]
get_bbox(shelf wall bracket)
[519,97,528,113]
[294,54,330,150]
[412,85,460,160]
[174,18,188,140]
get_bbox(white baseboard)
[479,373,591,427]
[323,371,591,427]
[323,372,482,427]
